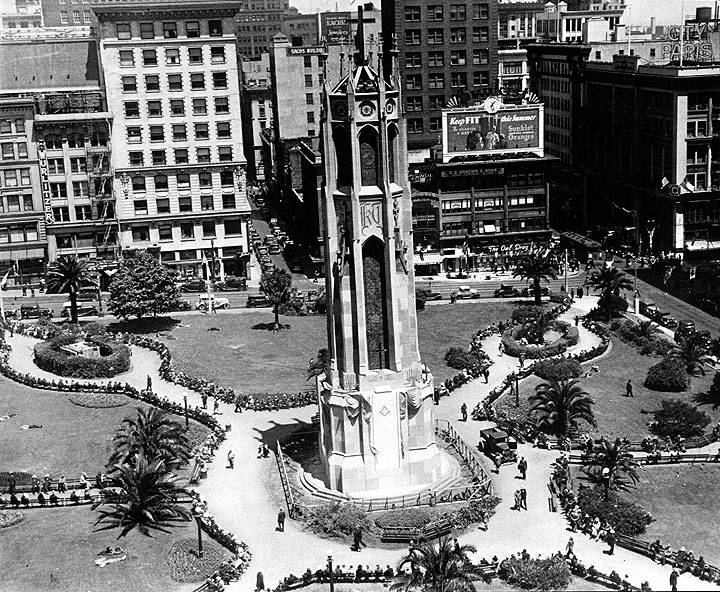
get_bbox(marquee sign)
[661,23,715,62]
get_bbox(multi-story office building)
[0,31,114,281]
[41,0,96,28]
[92,0,252,280]
[536,0,624,42]
[239,53,272,183]
[0,0,43,29]
[497,0,542,93]
[235,0,296,58]
[382,0,500,152]
[279,12,317,46]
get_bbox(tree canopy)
[512,246,558,305]
[259,268,292,331]
[46,255,90,325]
[108,252,180,320]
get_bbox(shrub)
[444,347,481,370]
[450,496,501,530]
[533,358,582,382]
[311,291,327,315]
[576,486,652,536]
[644,357,690,392]
[33,334,131,379]
[548,291,568,304]
[304,502,373,539]
[501,322,576,360]
[650,399,711,439]
[374,508,432,530]
[598,293,629,318]
[498,554,571,590]
[512,305,544,325]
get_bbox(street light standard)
[327,552,335,592]
[193,505,204,558]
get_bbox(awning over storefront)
[686,240,720,252]
[414,253,443,265]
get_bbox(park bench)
[188,460,202,484]
[380,516,452,543]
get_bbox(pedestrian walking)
[565,537,575,559]
[453,538,461,554]
[353,526,367,551]
[460,403,468,422]
[520,488,527,510]
[213,398,220,415]
[570,287,575,299]
[606,531,616,555]
[256,572,265,592]
[277,508,286,532]
[513,489,521,510]
[518,457,527,479]
[483,368,490,383]
[669,568,679,592]
[494,455,502,473]
[574,315,579,327]
[479,509,489,531]
[577,286,583,298]
[8,472,16,495]
[234,394,243,413]
[313,270,319,283]
[58,475,67,493]
[519,353,525,368]
[626,379,633,397]
[227,450,234,469]
[498,341,504,356]
[146,375,152,392]
[201,392,208,409]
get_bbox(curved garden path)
[4,300,718,591]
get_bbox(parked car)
[519,286,549,298]
[675,320,696,342]
[494,284,520,298]
[195,294,230,311]
[655,312,678,329]
[61,303,98,318]
[254,196,266,207]
[20,304,53,319]
[456,285,480,299]
[246,295,272,308]
[268,244,282,255]
[418,290,443,301]
[256,245,269,256]
[479,427,517,463]
[179,279,206,293]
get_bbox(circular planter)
[501,321,579,360]
[34,334,131,379]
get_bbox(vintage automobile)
[674,320,696,342]
[20,304,53,319]
[479,427,518,463]
[246,294,272,308]
[519,286,549,298]
[456,285,480,299]
[418,290,443,301]
[61,303,98,318]
[195,294,230,311]
[494,284,520,298]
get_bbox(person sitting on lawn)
[37,492,46,505]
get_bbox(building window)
[165,48,180,65]
[472,27,489,43]
[142,49,157,66]
[473,48,489,65]
[218,146,233,162]
[119,50,134,67]
[129,151,144,166]
[197,148,211,163]
[220,171,233,187]
[83,11,91,23]
[152,150,166,165]
[222,193,235,209]
[172,124,186,141]
[200,195,214,210]
[208,20,223,36]
[168,74,183,91]
[174,149,189,164]
[405,30,421,45]
[132,176,146,192]
[158,224,173,240]
[70,157,86,172]
[472,70,489,86]
[451,72,467,89]
[406,74,422,90]
[132,226,150,242]
[305,93,314,105]
[124,101,140,118]
[7,196,20,211]
[127,127,142,143]
[450,5,466,20]
[306,112,315,124]
[179,196,192,213]
[428,51,444,67]
[116,23,131,39]
[405,52,422,68]
[134,200,148,215]
[52,207,70,222]
[199,173,213,189]
[163,22,177,38]
[170,99,185,116]
[427,5,444,20]
[145,75,160,92]
[139,22,155,39]
[303,56,313,68]
[23,195,33,210]
[188,47,203,64]
[155,174,169,191]
[406,97,423,112]
[147,101,163,117]
[149,126,164,142]
[50,181,67,198]
[185,20,200,38]
[428,29,443,44]
[428,73,444,89]
[191,73,205,90]
[472,3,489,19]
[216,122,231,138]
[194,123,209,140]
[157,198,170,213]
[60,11,68,24]
[17,143,28,158]
[71,181,88,197]
[122,76,137,92]
[214,97,229,114]
[304,74,313,87]
[211,46,226,63]
[202,221,216,237]
[650,48,656,58]
[67,133,84,148]
[450,50,466,65]
[212,72,227,89]
[595,50,602,60]
[48,158,64,174]
[224,218,242,235]
[180,222,195,239]
[407,118,424,134]
[404,6,420,21]
[177,173,190,189]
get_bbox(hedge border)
[33,334,131,379]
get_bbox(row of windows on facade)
[437,171,545,192]
[51,204,112,223]
[405,71,490,91]
[303,73,325,88]
[441,217,546,235]
[44,180,96,199]
[115,20,225,41]
[405,49,490,68]
[118,46,226,68]
[0,194,34,213]
[0,120,26,136]
[0,168,31,188]
[1,142,29,161]
[405,95,472,112]
[126,146,234,167]
[123,97,230,119]
[126,122,232,144]
[405,27,490,46]
[440,194,543,212]
[131,218,242,242]
[122,71,229,94]
[129,171,237,193]
[157,245,244,263]
[0,224,39,245]
[539,78,571,94]
[58,10,92,24]
[404,4,490,23]
[130,194,238,216]
[41,132,108,150]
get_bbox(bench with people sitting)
[380,517,452,543]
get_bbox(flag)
[201,251,210,279]
[661,176,670,189]
[0,269,10,289]
[680,177,695,193]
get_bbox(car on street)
[479,427,517,463]
[494,284,520,298]
[418,290,442,301]
[256,245,269,256]
[179,279,206,293]
[456,285,480,299]
[268,244,282,255]
[61,303,98,318]
[20,304,53,319]
[195,294,230,311]
[246,295,272,308]
[519,286,549,298]
[675,320,696,342]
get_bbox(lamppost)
[183,395,189,430]
[327,552,335,592]
[193,505,204,558]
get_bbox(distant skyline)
[288,0,719,26]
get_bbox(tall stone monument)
[316,11,447,495]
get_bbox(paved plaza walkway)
[4,298,718,591]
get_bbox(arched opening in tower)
[359,126,379,187]
[362,236,389,370]
[333,125,352,187]
[388,123,399,184]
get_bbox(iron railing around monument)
[275,439,299,518]
[434,419,493,487]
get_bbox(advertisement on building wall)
[442,102,543,162]
[321,13,350,44]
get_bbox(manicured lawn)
[497,339,718,440]
[0,506,217,592]
[159,302,517,395]
[0,375,208,478]
[632,464,720,566]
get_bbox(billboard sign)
[442,102,543,162]
[287,46,325,56]
[322,13,350,45]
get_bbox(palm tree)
[45,255,90,325]
[582,438,640,501]
[672,332,712,376]
[529,378,596,438]
[512,246,558,305]
[391,537,486,592]
[94,456,191,538]
[525,309,555,344]
[109,407,190,470]
[586,267,633,320]
[635,320,660,340]
[694,371,720,410]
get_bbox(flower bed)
[67,391,129,408]
[33,334,130,379]
[501,321,580,360]
[167,538,229,583]
[0,510,24,528]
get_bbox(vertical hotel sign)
[37,140,55,224]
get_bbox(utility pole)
[564,248,569,293]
